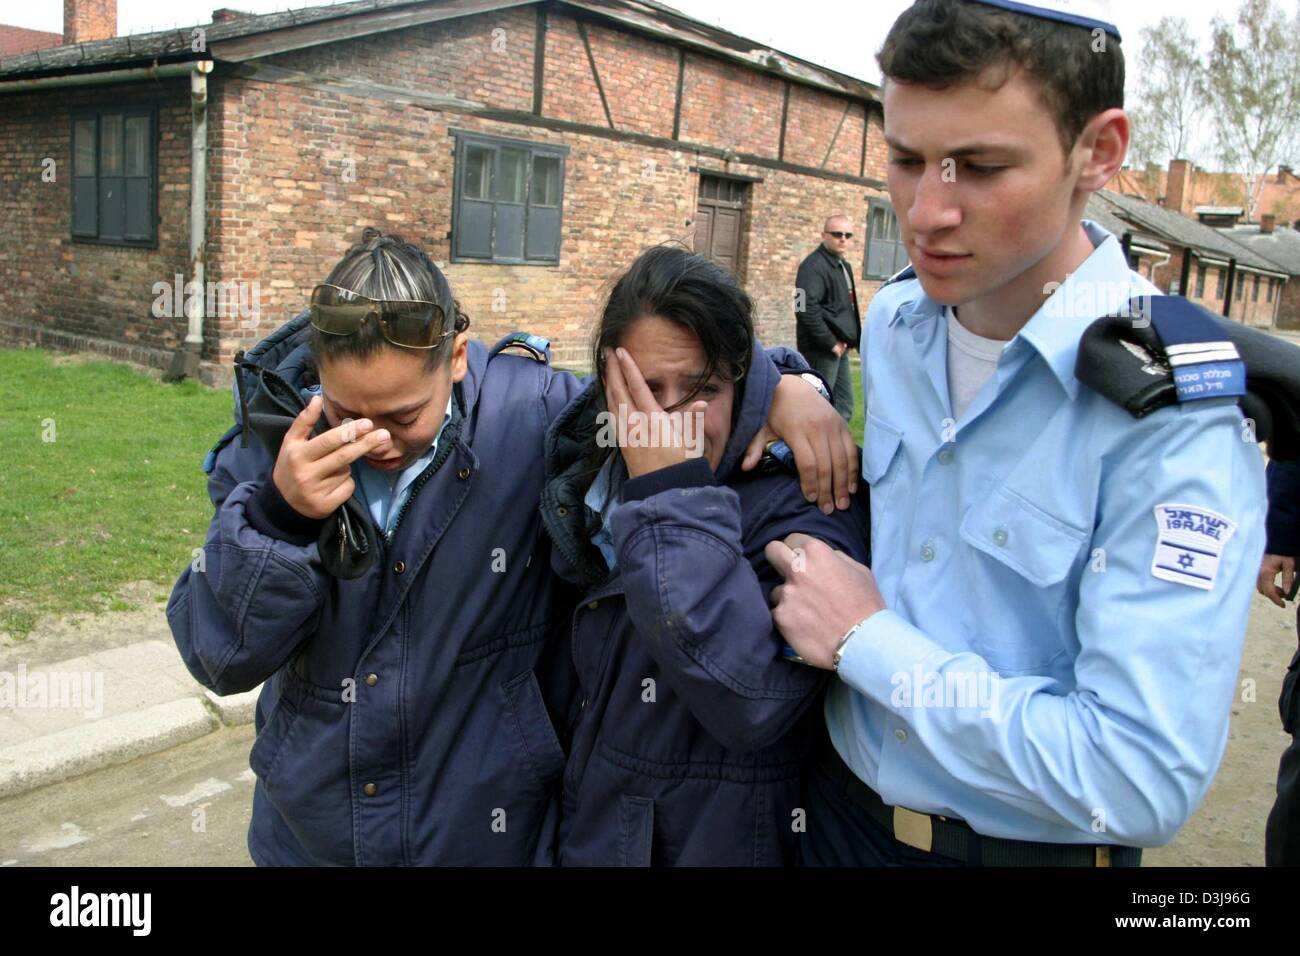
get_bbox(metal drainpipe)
[168,60,214,381]
[187,60,213,376]
[1222,257,1237,319]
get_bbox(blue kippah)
[967,0,1122,42]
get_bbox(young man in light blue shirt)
[767,0,1266,866]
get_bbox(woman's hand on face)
[743,374,859,514]
[603,347,708,480]
[272,395,392,519]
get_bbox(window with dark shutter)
[1215,267,1225,299]
[1195,262,1206,298]
[1252,275,1260,302]
[70,107,157,247]
[863,200,908,279]
[452,131,566,264]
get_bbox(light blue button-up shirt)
[827,221,1266,846]
[584,455,625,570]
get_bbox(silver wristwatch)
[832,621,865,671]
[799,371,831,402]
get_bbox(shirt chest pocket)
[958,485,1087,671]
[862,413,905,500]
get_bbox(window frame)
[450,129,568,266]
[70,104,159,248]
[862,198,909,280]
[1194,261,1207,298]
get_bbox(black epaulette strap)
[1076,295,1300,461]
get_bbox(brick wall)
[1,8,888,380]
[1276,280,1300,331]
[0,79,192,366]
[63,0,117,45]
[1149,249,1279,327]
[206,9,885,376]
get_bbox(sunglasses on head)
[826,231,853,240]
[309,284,454,350]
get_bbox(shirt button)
[587,600,599,610]
[458,466,471,480]
[363,783,377,797]
[919,541,935,562]
[365,673,378,687]
[393,560,406,574]
[894,728,908,744]
[937,446,954,465]
[993,527,1009,547]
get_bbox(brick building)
[1219,217,1300,331]
[1113,158,1300,228]
[1091,190,1290,328]
[0,0,893,382]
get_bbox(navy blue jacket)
[541,349,871,866]
[1267,460,1300,559]
[167,315,584,866]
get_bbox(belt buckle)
[893,806,934,853]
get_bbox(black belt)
[815,733,1142,867]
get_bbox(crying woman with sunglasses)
[167,227,859,866]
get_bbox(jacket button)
[365,673,378,687]
[393,560,405,574]
[458,466,471,480]
[363,783,377,796]
[557,506,567,516]
[587,600,599,610]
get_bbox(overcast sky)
[5,0,1240,84]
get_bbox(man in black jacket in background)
[1258,458,1300,866]
[795,216,862,421]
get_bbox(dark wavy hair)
[592,245,754,411]
[578,245,755,501]
[877,0,1124,155]
[311,228,470,370]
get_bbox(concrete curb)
[0,698,219,799]
[0,639,262,800]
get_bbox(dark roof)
[0,24,62,57]
[0,0,425,76]
[1094,189,1288,275]
[0,0,879,102]
[1220,223,1300,276]
[1085,196,1168,253]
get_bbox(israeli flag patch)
[1150,503,1238,591]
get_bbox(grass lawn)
[848,356,864,447]
[0,348,864,641]
[0,349,232,639]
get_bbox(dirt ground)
[1147,589,1295,866]
[1,581,1295,866]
